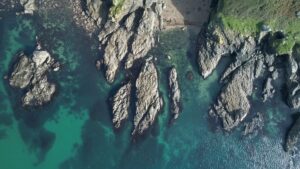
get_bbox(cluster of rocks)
[9,45,59,106]
[206,35,262,131]
[199,23,283,132]
[168,67,181,121]
[98,0,164,83]
[111,59,163,135]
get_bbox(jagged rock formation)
[9,47,59,106]
[207,36,265,131]
[285,115,300,153]
[132,60,163,135]
[112,82,131,128]
[168,67,181,120]
[198,25,244,78]
[98,0,164,83]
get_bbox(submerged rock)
[132,60,163,135]
[168,67,181,120]
[98,0,163,83]
[9,47,58,106]
[262,78,275,102]
[285,115,300,153]
[243,112,264,136]
[112,82,131,128]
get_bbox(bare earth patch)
[162,0,212,30]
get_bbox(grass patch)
[109,0,126,19]
[214,0,300,54]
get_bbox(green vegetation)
[109,0,126,19]
[214,0,300,55]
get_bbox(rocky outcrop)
[9,47,59,106]
[168,67,181,120]
[132,60,163,135]
[209,58,256,131]
[208,37,263,131]
[197,24,244,78]
[285,115,300,153]
[112,82,131,128]
[98,0,164,83]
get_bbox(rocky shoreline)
[3,0,300,154]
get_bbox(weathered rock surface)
[209,58,256,131]
[112,82,131,128]
[20,0,36,14]
[285,115,300,153]
[98,0,164,83]
[132,60,163,135]
[85,0,104,24]
[208,36,263,131]
[243,112,264,136]
[198,24,244,78]
[9,47,58,106]
[168,67,181,120]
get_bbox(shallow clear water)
[0,9,297,169]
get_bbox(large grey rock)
[168,67,181,120]
[9,48,58,106]
[23,76,56,106]
[99,0,164,83]
[132,60,163,135]
[210,58,256,131]
[9,54,35,89]
[112,82,131,128]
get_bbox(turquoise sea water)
[0,9,298,169]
